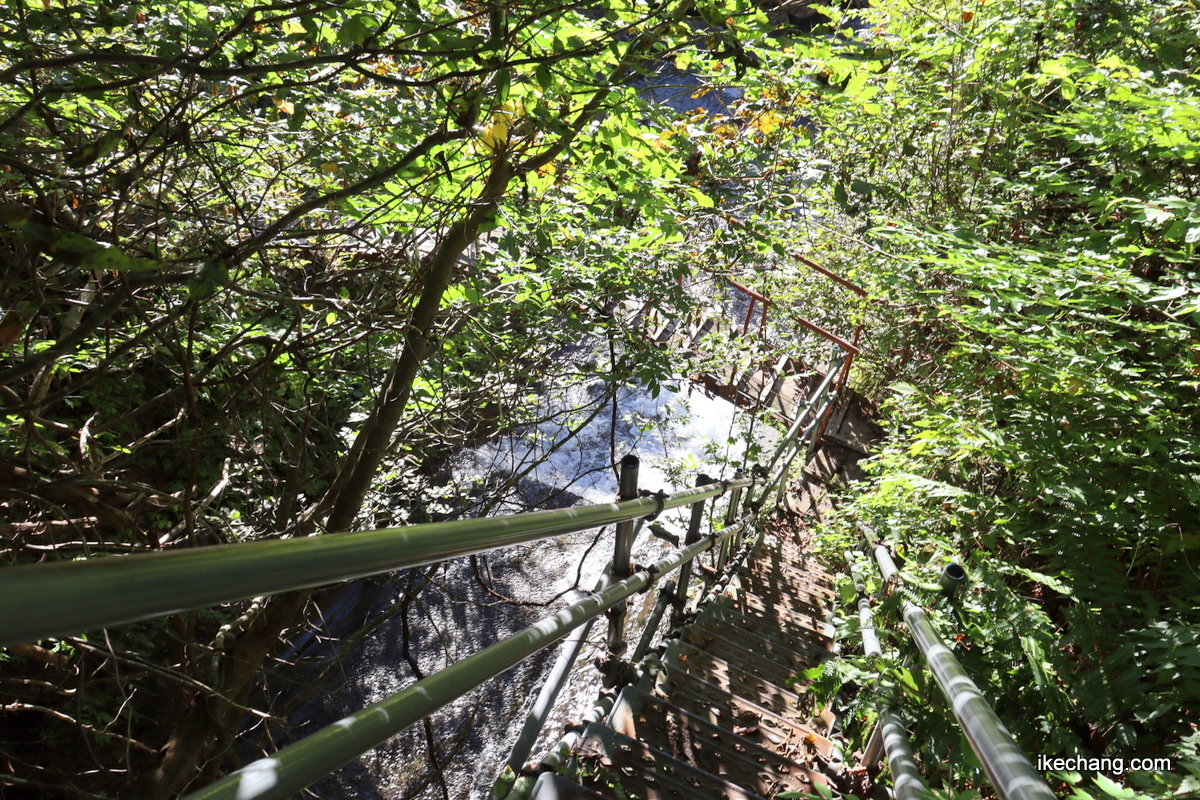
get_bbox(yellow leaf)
[752,110,783,135]
[478,116,508,154]
[321,162,339,174]
[272,97,294,115]
[712,123,739,139]
[496,100,525,119]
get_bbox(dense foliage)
[775,0,1200,797]
[0,0,798,796]
[3,0,1197,796]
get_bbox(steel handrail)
[0,478,751,648]
[877,709,926,800]
[493,569,613,798]
[180,513,755,800]
[753,350,846,511]
[843,552,926,800]
[763,350,846,475]
[869,544,1055,800]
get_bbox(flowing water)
[271,361,779,799]
[270,59,788,800]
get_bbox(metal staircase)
[0,250,1058,800]
[521,499,842,800]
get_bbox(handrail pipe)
[846,552,925,799]
[179,515,754,800]
[491,571,612,799]
[763,351,846,476]
[878,708,926,800]
[869,545,1055,800]
[0,476,752,648]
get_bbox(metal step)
[728,591,833,639]
[688,613,829,674]
[687,318,716,349]
[676,624,822,692]
[742,558,836,597]
[608,686,826,799]
[661,672,828,764]
[554,537,846,800]
[529,772,612,800]
[574,722,768,800]
[697,600,831,656]
[748,549,835,593]
[652,318,678,345]
[661,644,804,719]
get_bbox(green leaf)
[187,260,231,299]
[15,225,161,272]
[833,182,848,208]
[66,127,127,168]
[1093,774,1136,799]
[688,188,715,208]
[338,13,375,45]
[838,581,856,604]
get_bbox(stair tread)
[696,603,832,657]
[529,773,612,800]
[689,613,829,671]
[728,592,831,638]
[663,644,802,718]
[662,672,829,761]
[739,565,835,601]
[575,722,768,800]
[677,624,823,689]
[608,686,825,799]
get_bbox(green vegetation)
[0,0,793,796]
[1,0,1197,796]
[783,0,1200,797]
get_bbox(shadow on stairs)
[528,530,843,800]
[783,389,883,524]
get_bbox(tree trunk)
[139,154,513,800]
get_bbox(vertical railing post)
[774,436,797,509]
[717,470,744,574]
[742,469,759,517]
[671,473,712,627]
[808,348,849,462]
[605,454,640,658]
